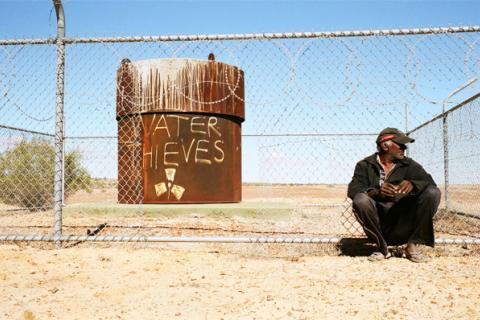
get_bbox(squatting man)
[347,128,441,262]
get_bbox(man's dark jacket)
[347,153,436,200]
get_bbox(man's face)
[388,141,407,160]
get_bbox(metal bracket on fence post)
[53,0,65,249]
[442,77,478,212]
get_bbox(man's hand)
[397,180,413,194]
[379,182,397,198]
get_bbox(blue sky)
[1,1,479,183]
[1,1,479,39]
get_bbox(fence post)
[441,110,449,211]
[441,77,478,212]
[53,0,65,249]
[404,103,409,157]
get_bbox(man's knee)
[419,186,441,203]
[353,192,375,211]
[415,186,441,219]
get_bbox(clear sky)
[1,0,479,39]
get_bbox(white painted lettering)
[195,139,212,165]
[164,142,179,167]
[181,138,196,163]
[143,145,153,169]
[154,115,171,138]
[214,140,225,163]
[191,116,207,135]
[155,144,158,170]
[141,114,154,135]
[208,117,221,137]
[168,115,189,137]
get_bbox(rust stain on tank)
[116,57,244,204]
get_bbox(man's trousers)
[352,186,441,255]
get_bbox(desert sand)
[1,184,479,319]
[1,242,479,320]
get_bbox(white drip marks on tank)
[117,58,243,112]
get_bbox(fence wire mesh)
[1,28,479,244]
[409,93,480,239]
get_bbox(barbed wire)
[1,27,479,244]
[4,25,479,46]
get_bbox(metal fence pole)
[1,26,478,245]
[441,77,478,211]
[53,0,65,249]
[404,103,409,157]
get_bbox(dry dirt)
[1,242,479,320]
[2,184,478,239]
[65,184,480,210]
[1,184,479,319]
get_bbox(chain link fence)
[409,92,480,239]
[1,26,479,245]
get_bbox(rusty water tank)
[116,56,245,204]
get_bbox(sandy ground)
[2,184,478,239]
[1,184,479,319]
[1,243,479,320]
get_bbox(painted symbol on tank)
[154,168,185,200]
